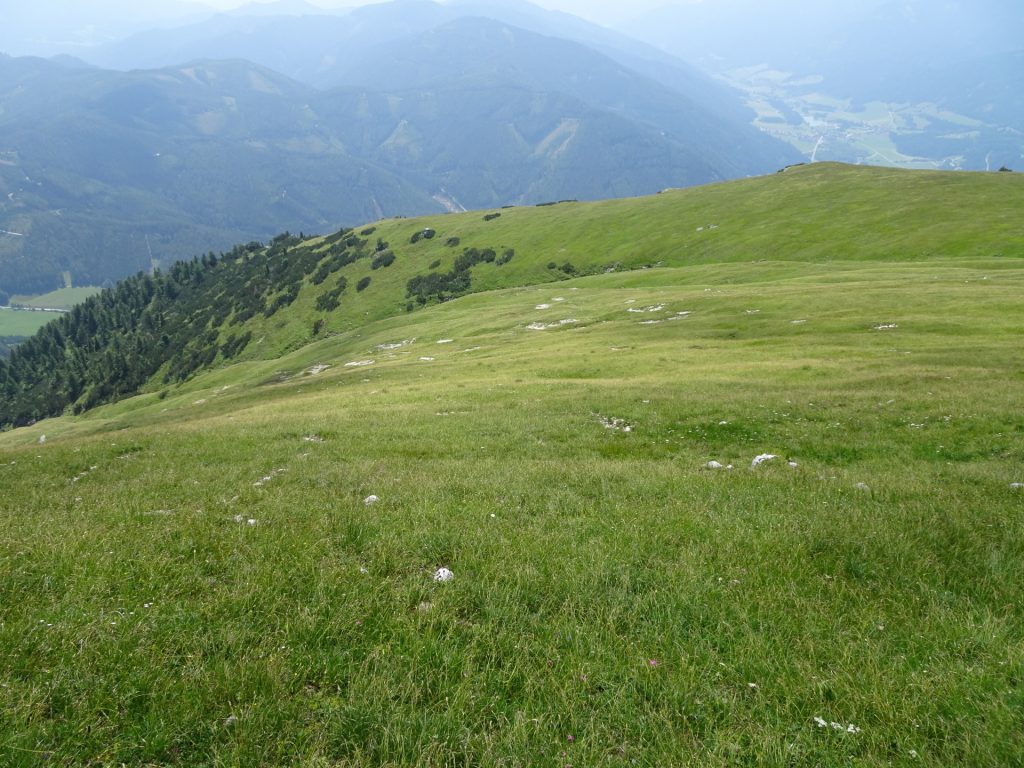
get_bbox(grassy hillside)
[217,162,1024,361]
[1,164,1023,765]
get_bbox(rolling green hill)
[1,164,1023,765]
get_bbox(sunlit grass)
[2,238,1023,765]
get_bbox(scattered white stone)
[790,320,807,325]
[639,320,663,325]
[668,311,692,320]
[788,461,799,468]
[307,364,331,375]
[224,715,238,728]
[433,567,454,583]
[247,519,258,526]
[1010,483,1023,489]
[707,461,725,470]
[436,339,454,344]
[855,482,871,492]
[745,309,761,315]
[552,297,565,302]
[419,357,435,362]
[193,398,207,405]
[527,319,578,330]
[597,415,632,432]
[359,567,369,574]
[814,717,860,734]
[364,495,379,506]
[377,339,414,351]
[627,305,665,314]
[345,360,375,367]
[535,303,552,310]
[253,468,286,487]
[751,453,778,468]
[303,435,324,443]
[874,324,899,330]
[748,682,759,690]
[38,434,46,444]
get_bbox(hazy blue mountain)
[85,0,752,119]
[330,17,797,181]
[0,56,442,294]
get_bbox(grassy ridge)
[1,165,1023,765]
[233,162,1024,360]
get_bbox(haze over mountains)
[0,0,801,295]
[626,0,1024,171]
[0,0,1020,296]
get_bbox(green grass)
[0,309,59,337]
[9,286,101,310]
[1,165,1023,765]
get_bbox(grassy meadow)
[0,309,60,338]
[9,287,102,311]
[1,164,1023,765]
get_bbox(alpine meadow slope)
[1,164,1023,766]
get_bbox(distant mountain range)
[0,1,800,295]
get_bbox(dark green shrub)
[356,276,371,292]
[483,213,501,222]
[445,237,460,248]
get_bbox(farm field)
[0,308,59,337]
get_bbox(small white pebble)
[1011,483,1024,489]
[788,461,799,468]
[364,495,379,505]
[751,453,778,468]
[855,482,871,492]
[247,519,258,526]
[706,461,724,470]
[433,567,454,582]
[359,567,369,574]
